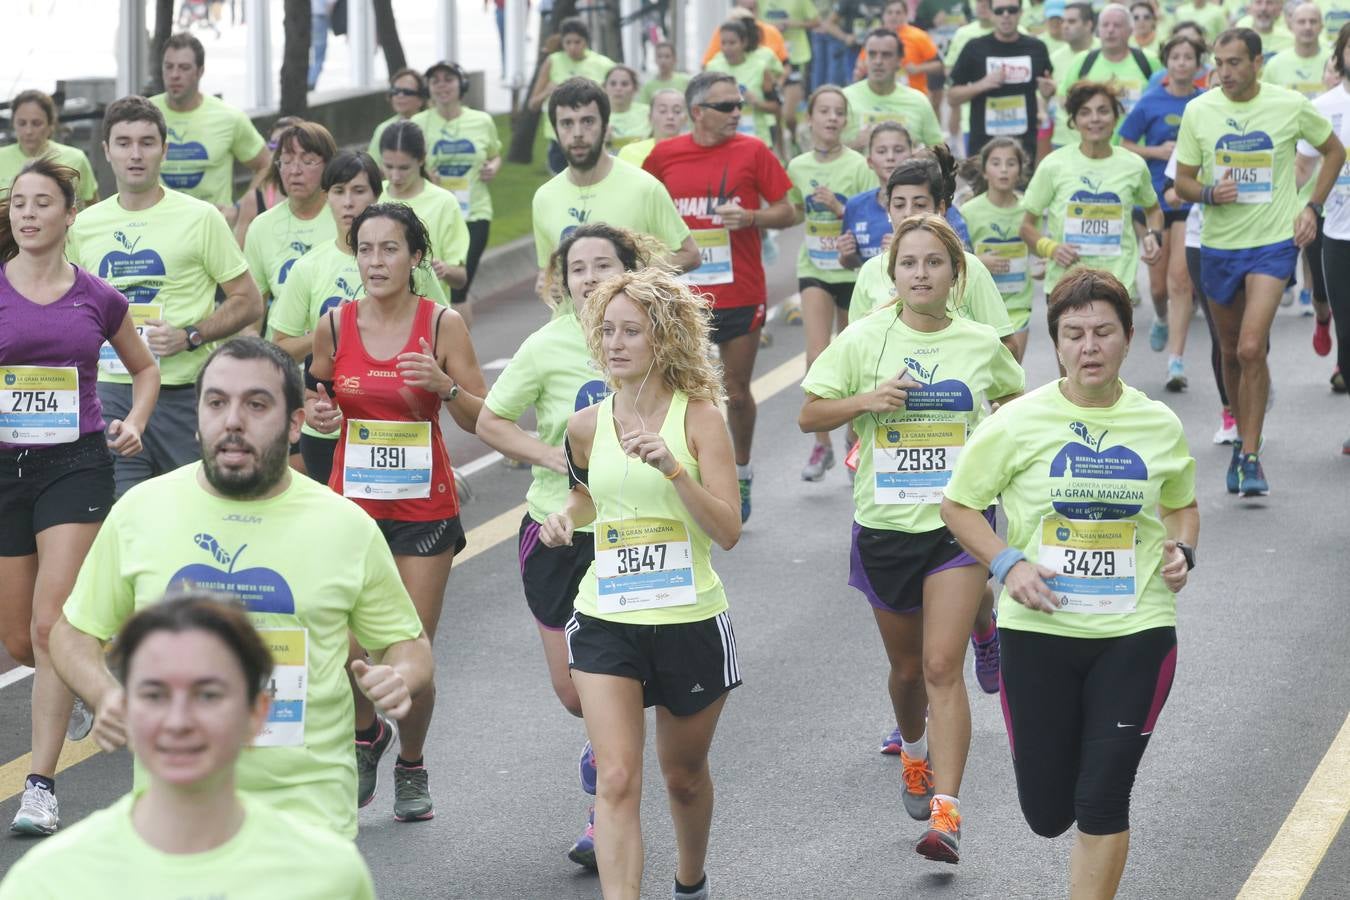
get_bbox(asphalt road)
[0,230,1347,899]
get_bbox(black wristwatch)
[1175,541,1196,571]
[183,325,206,351]
[1147,229,1164,246]
[1307,200,1325,218]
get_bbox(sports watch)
[183,325,206,350]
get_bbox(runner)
[527,18,617,174]
[1056,4,1159,135]
[1048,2,1099,149]
[0,90,98,208]
[961,137,1036,360]
[370,68,429,160]
[638,41,692,103]
[787,87,877,481]
[151,33,271,215]
[948,0,1058,161]
[0,159,158,837]
[1120,34,1205,390]
[847,0,945,96]
[704,18,785,147]
[49,336,432,840]
[378,120,468,304]
[1175,26,1344,495]
[413,61,502,324]
[477,223,667,869]
[802,214,1024,865]
[533,78,698,278]
[306,203,485,823]
[1130,0,1163,55]
[916,0,973,119]
[66,96,264,498]
[757,0,819,158]
[616,88,688,168]
[231,116,302,245]
[943,266,1199,900]
[643,71,797,522]
[843,29,945,150]
[944,0,998,149]
[0,595,376,899]
[269,152,445,485]
[1020,81,1164,302]
[1234,0,1293,55]
[540,267,742,900]
[702,1,792,67]
[838,122,914,270]
[604,65,652,151]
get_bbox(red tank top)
[329,297,459,522]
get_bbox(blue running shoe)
[1149,318,1168,352]
[738,477,752,523]
[881,727,903,755]
[579,740,596,796]
[1226,442,1242,494]
[568,806,597,870]
[1299,288,1314,317]
[1238,453,1269,496]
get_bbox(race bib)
[1334,162,1350,198]
[681,228,734,286]
[594,516,697,614]
[986,95,1028,136]
[977,241,1028,294]
[873,420,966,505]
[805,218,843,270]
[254,628,307,747]
[342,419,433,499]
[0,366,79,444]
[99,303,161,376]
[1064,201,1123,256]
[442,175,471,215]
[1214,149,1273,204]
[1038,515,1138,614]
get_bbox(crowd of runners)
[0,0,1346,895]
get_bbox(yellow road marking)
[1237,712,1350,899]
[0,351,811,802]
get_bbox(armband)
[990,547,1027,584]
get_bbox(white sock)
[901,731,927,760]
[736,463,752,481]
[934,793,959,810]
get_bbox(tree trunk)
[279,0,312,116]
[506,0,580,164]
[373,0,406,75]
[149,0,176,93]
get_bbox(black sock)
[354,720,381,743]
[395,756,423,769]
[674,875,706,895]
[26,774,54,793]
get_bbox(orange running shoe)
[916,797,961,864]
[899,751,934,820]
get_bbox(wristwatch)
[1147,229,1164,247]
[440,383,460,402]
[1307,200,1325,218]
[1175,541,1196,571]
[183,325,206,350]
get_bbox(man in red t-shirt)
[643,71,794,523]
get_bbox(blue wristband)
[990,547,1026,584]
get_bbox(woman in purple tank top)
[0,158,159,837]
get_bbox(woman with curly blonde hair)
[539,267,741,900]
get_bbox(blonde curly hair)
[579,268,724,403]
[542,223,672,310]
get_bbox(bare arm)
[366,634,435,707]
[539,408,599,546]
[1308,132,1346,206]
[144,270,264,357]
[50,617,127,752]
[435,309,488,432]
[669,400,742,550]
[1173,161,1205,204]
[104,312,161,457]
[477,407,569,473]
[271,328,314,363]
[668,235,702,274]
[528,58,555,112]
[751,196,798,230]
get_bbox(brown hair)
[806,84,849,117]
[884,213,968,313]
[0,159,79,263]
[1335,22,1350,78]
[1046,267,1135,342]
[1064,80,1125,126]
[962,136,1028,194]
[271,120,338,197]
[10,90,58,130]
[1160,34,1206,66]
[545,222,670,309]
[164,32,206,68]
[101,95,166,144]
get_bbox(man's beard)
[568,137,605,172]
[201,428,291,499]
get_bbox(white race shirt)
[1297,83,1350,240]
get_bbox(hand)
[105,419,143,457]
[1051,242,1080,267]
[92,685,128,752]
[714,199,756,231]
[307,383,342,434]
[542,443,569,475]
[431,259,453,281]
[621,429,678,475]
[1160,539,1190,593]
[1004,560,1061,613]
[863,373,923,415]
[539,511,575,548]
[1164,186,1182,208]
[1037,70,1057,97]
[836,230,858,261]
[397,337,452,394]
[1140,232,1162,265]
[1153,140,1176,161]
[1210,172,1239,205]
[350,658,412,720]
[144,320,188,356]
[480,157,502,182]
[1294,206,1319,248]
[811,184,842,217]
[979,250,1010,274]
[984,67,1007,90]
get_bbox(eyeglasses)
[698,100,745,113]
[992,6,1021,15]
[388,87,423,98]
[279,154,325,170]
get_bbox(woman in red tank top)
[305,202,486,823]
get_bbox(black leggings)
[299,433,337,485]
[1320,234,1350,387]
[1187,246,1228,407]
[453,218,491,304]
[999,626,1177,837]
[1304,217,1326,303]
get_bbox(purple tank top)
[0,264,129,450]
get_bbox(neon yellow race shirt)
[150,93,266,207]
[0,141,98,202]
[787,147,877,282]
[243,200,337,302]
[960,192,1034,330]
[413,106,502,221]
[841,80,945,148]
[705,49,785,145]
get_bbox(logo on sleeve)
[901,357,974,411]
[99,231,166,303]
[1048,422,1148,519]
[168,534,296,613]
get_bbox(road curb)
[467,234,535,311]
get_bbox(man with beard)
[49,337,432,840]
[531,77,699,276]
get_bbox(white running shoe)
[11,782,59,835]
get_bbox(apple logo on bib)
[3,373,15,386]
[277,242,312,285]
[99,231,166,303]
[168,534,296,614]
[1048,422,1148,519]
[606,527,620,544]
[163,127,210,189]
[575,379,610,411]
[901,357,974,412]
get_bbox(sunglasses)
[992,6,1020,15]
[699,100,745,113]
[388,87,423,98]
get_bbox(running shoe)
[1314,317,1333,356]
[579,739,597,796]
[392,764,434,822]
[1280,285,1295,307]
[672,874,711,900]
[1333,367,1346,394]
[1238,453,1269,497]
[970,623,1000,695]
[738,477,752,523]
[355,715,395,808]
[761,230,779,265]
[1149,319,1168,352]
[1299,288,1314,316]
[10,781,58,835]
[1213,409,1238,445]
[783,297,803,325]
[1343,435,1350,455]
[1165,357,1187,393]
[67,697,93,742]
[900,751,935,821]
[880,727,903,755]
[916,797,962,864]
[1226,442,1242,495]
[801,443,835,482]
[568,806,597,870]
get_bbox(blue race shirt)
[946,205,971,249]
[842,188,891,261]
[1119,84,1203,212]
